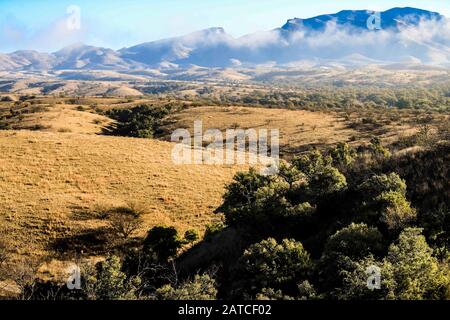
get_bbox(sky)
[0,0,449,52]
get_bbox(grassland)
[0,129,248,263]
[160,105,437,157]
[0,93,447,295]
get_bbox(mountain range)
[1,7,449,71]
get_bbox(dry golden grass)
[0,130,248,262]
[18,104,113,134]
[162,106,359,156]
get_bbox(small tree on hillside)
[143,226,183,262]
[329,142,357,167]
[104,206,144,241]
[368,136,391,159]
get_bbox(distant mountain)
[52,43,142,70]
[119,27,235,67]
[1,7,448,71]
[8,50,56,70]
[280,7,443,32]
[0,53,22,70]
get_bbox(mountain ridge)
[0,7,448,71]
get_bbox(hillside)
[0,130,248,264]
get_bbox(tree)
[292,149,333,176]
[368,136,391,158]
[107,104,171,138]
[104,206,143,241]
[357,173,416,232]
[237,238,312,297]
[217,151,346,231]
[329,142,357,167]
[358,173,407,199]
[419,208,450,260]
[291,149,347,199]
[337,255,392,300]
[339,228,450,300]
[217,168,272,226]
[143,226,183,261]
[319,223,384,293]
[307,165,347,199]
[385,228,450,299]
[155,274,217,300]
[377,191,416,231]
[84,255,139,300]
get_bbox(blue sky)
[0,0,449,52]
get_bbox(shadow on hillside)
[100,122,117,136]
[50,227,111,257]
[176,227,247,277]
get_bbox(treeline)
[209,86,450,111]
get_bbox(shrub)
[292,150,347,198]
[256,288,294,300]
[238,238,312,297]
[184,229,200,244]
[377,191,416,231]
[155,274,217,300]
[203,221,226,241]
[143,226,183,261]
[339,228,450,300]
[84,255,139,300]
[329,142,357,167]
[217,150,347,236]
[107,104,171,138]
[357,173,415,232]
[319,223,384,293]
[358,173,407,199]
[368,136,391,158]
[385,228,450,300]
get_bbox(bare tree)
[103,204,144,241]
[6,257,41,300]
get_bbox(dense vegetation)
[106,104,181,138]
[180,85,450,112]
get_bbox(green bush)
[319,223,384,293]
[203,221,226,241]
[107,104,171,138]
[84,255,139,300]
[155,274,217,300]
[377,191,416,231]
[143,226,183,261]
[339,228,450,300]
[184,229,200,244]
[237,238,312,297]
[329,142,357,167]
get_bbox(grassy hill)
[0,130,248,263]
[0,95,447,297]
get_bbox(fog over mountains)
[1,7,450,71]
